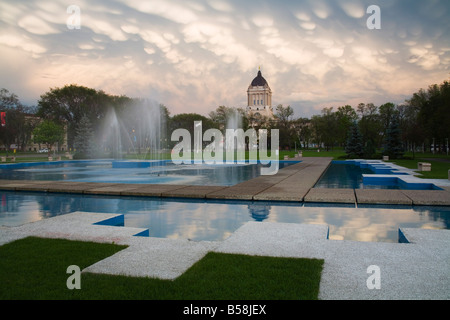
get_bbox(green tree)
[169,113,217,149]
[274,104,294,149]
[311,107,338,151]
[37,85,113,148]
[209,106,234,130]
[0,88,37,153]
[335,105,358,147]
[410,80,450,153]
[74,115,95,158]
[292,117,312,149]
[378,102,398,144]
[383,115,404,159]
[32,120,65,156]
[397,103,424,158]
[345,121,363,158]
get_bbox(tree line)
[1,79,449,159]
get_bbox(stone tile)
[253,186,309,201]
[120,184,186,197]
[206,187,259,200]
[304,188,356,204]
[47,182,118,194]
[355,189,413,205]
[83,183,145,195]
[12,181,56,192]
[161,186,227,199]
[401,190,450,206]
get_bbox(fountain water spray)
[99,99,166,161]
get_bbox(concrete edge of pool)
[1,211,449,300]
[1,157,450,206]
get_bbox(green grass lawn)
[0,237,324,300]
[389,158,450,179]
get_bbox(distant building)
[246,68,274,121]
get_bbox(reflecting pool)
[1,191,449,243]
[0,160,298,186]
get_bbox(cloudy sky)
[0,0,449,118]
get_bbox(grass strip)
[0,237,323,300]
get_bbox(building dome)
[247,68,273,121]
[251,70,268,87]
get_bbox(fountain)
[99,99,167,168]
[225,108,245,163]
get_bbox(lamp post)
[446,138,448,156]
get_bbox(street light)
[446,138,448,156]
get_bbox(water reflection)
[0,161,295,186]
[315,163,399,189]
[1,191,449,243]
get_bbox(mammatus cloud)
[0,0,449,117]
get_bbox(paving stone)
[120,184,186,197]
[206,185,270,200]
[253,186,310,201]
[355,189,413,205]
[401,190,450,206]
[304,188,356,204]
[83,183,145,195]
[161,185,227,198]
[47,182,119,194]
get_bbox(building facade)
[246,69,274,120]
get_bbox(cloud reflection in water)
[1,192,449,243]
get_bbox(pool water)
[1,191,449,243]
[0,160,297,186]
[315,163,374,189]
[315,162,442,190]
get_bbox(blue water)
[315,162,441,190]
[315,163,374,189]
[0,160,298,186]
[1,191,449,243]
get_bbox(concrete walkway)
[1,212,448,299]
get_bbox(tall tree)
[383,115,404,159]
[357,103,382,149]
[274,104,294,149]
[169,113,217,149]
[407,80,450,153]
[292,117,312,149]
[74,115,95,158]
[335,105,358,147]
[37,85,113,148]
[378,102,398,144]
[311,107,338,151]
[0,88,37,152]
[345,121,363,158]
[32,120,65,156]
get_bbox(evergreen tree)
[74,115,95,158]
[345,121,363,158]
[383,115,404,159]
